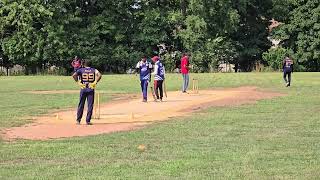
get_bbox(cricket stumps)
[130,112,134,120]
[56,113,61,120]
[192,78,199,94]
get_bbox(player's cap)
[152,56,159,62]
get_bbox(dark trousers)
[154,80,163,100]
[283,70,292,85]
[140,80,148,100]
[77,90,94,123]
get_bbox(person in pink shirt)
[180,53,190,93]
[71,56,82,72]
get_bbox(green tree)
[272,0,320,71]
[262,47,288,70]
[0,0,53,73]
[0,0,280,74]
[231,0,273,71]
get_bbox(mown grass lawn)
[0,72,320,179]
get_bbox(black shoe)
[76,120,81,125]
[86,122,93,125]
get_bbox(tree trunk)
[6,67,9,76]
[180,0,187,17]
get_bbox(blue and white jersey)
[136,61,152,81]
[153,61,165,81]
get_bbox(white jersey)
[152,61,165,81]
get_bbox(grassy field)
[0,73,320,179]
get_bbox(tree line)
[0,0,319,75]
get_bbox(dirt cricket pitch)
[2,86,283,140]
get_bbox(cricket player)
[136,56,152,102]
[72,60,102,125]
[71,56,82,72]
[152,56,165,102]
[181,53,190,93]
[283,55,294,87]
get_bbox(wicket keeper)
[72,60,102,125]
[136,56,153,102]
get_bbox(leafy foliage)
[272,0,320,71]
[0,0,319,74]
[262,47,290,70]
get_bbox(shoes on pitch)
[86,122,93,125]
[76,120,81,125]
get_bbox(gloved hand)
[89,81,97,89]
[77,81,86,89]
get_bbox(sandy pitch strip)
[2,87,283,140]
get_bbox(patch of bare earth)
[2,87,283,141]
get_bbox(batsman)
[72,59,102,125]
[152,56,166,102]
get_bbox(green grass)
[1,72,320,179]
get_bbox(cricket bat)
[150,86,157,101]
[163,80,167,98]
